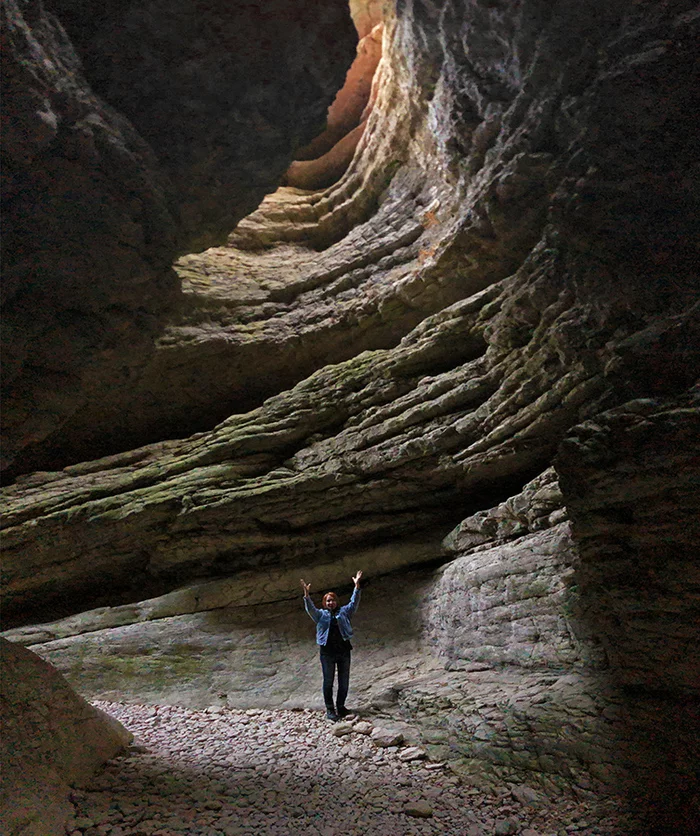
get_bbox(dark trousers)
[320,651,351,711]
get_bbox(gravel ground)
[65,702,639,836]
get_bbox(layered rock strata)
[5,0,695,477]
[5,0,698,476]
[0,263,613,626]
[2,1,699,834]
[42,0,356,253]
[1,0,355,474]
[0,472,660,801]
[0,638,132,836]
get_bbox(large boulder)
[0,637,132,836]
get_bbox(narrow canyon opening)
[1,1,698,835]
[282,3,384,191]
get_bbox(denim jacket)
[304,588,361,646]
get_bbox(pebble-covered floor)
[65,702,637,836]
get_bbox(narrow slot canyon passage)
[282,1,384,190]
[2,1,699,835]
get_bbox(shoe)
[336,706,351,718]
[326,709,339,722]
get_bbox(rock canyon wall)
[1,0,356,474]
[2,0,699,833]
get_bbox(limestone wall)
[1,1,698,832]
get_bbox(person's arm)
[301,578,321,623]
[343,570,363,617]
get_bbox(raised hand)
[300,578,311,596]
[352,570,363,588]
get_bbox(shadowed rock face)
[1,0,355,475]
[0,638,132,836]
[42,0,356,252]
[557,395,700,697]
[1,0,699,832]
[557,395,700,833]
[5,0,698,475]
[3,0,698,622]
[1,0,180,474]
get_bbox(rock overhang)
[1,4,699,828]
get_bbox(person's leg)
[320,653,337,717]
[336,653,351,715]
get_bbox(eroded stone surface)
[0,259,624,625]
[285,21,384,189]
[6,0,698,476]
[0,638,132,836]
[1,0,355,475]
[425,523,592,670]
[1,0,180,474]
[3,570,437,711]
[4,467,698,831]
[2,2,699,833]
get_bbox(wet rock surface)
[66,701,638,836]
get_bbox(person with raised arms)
[300,571,363,721]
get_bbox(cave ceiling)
[1,0,698,632]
